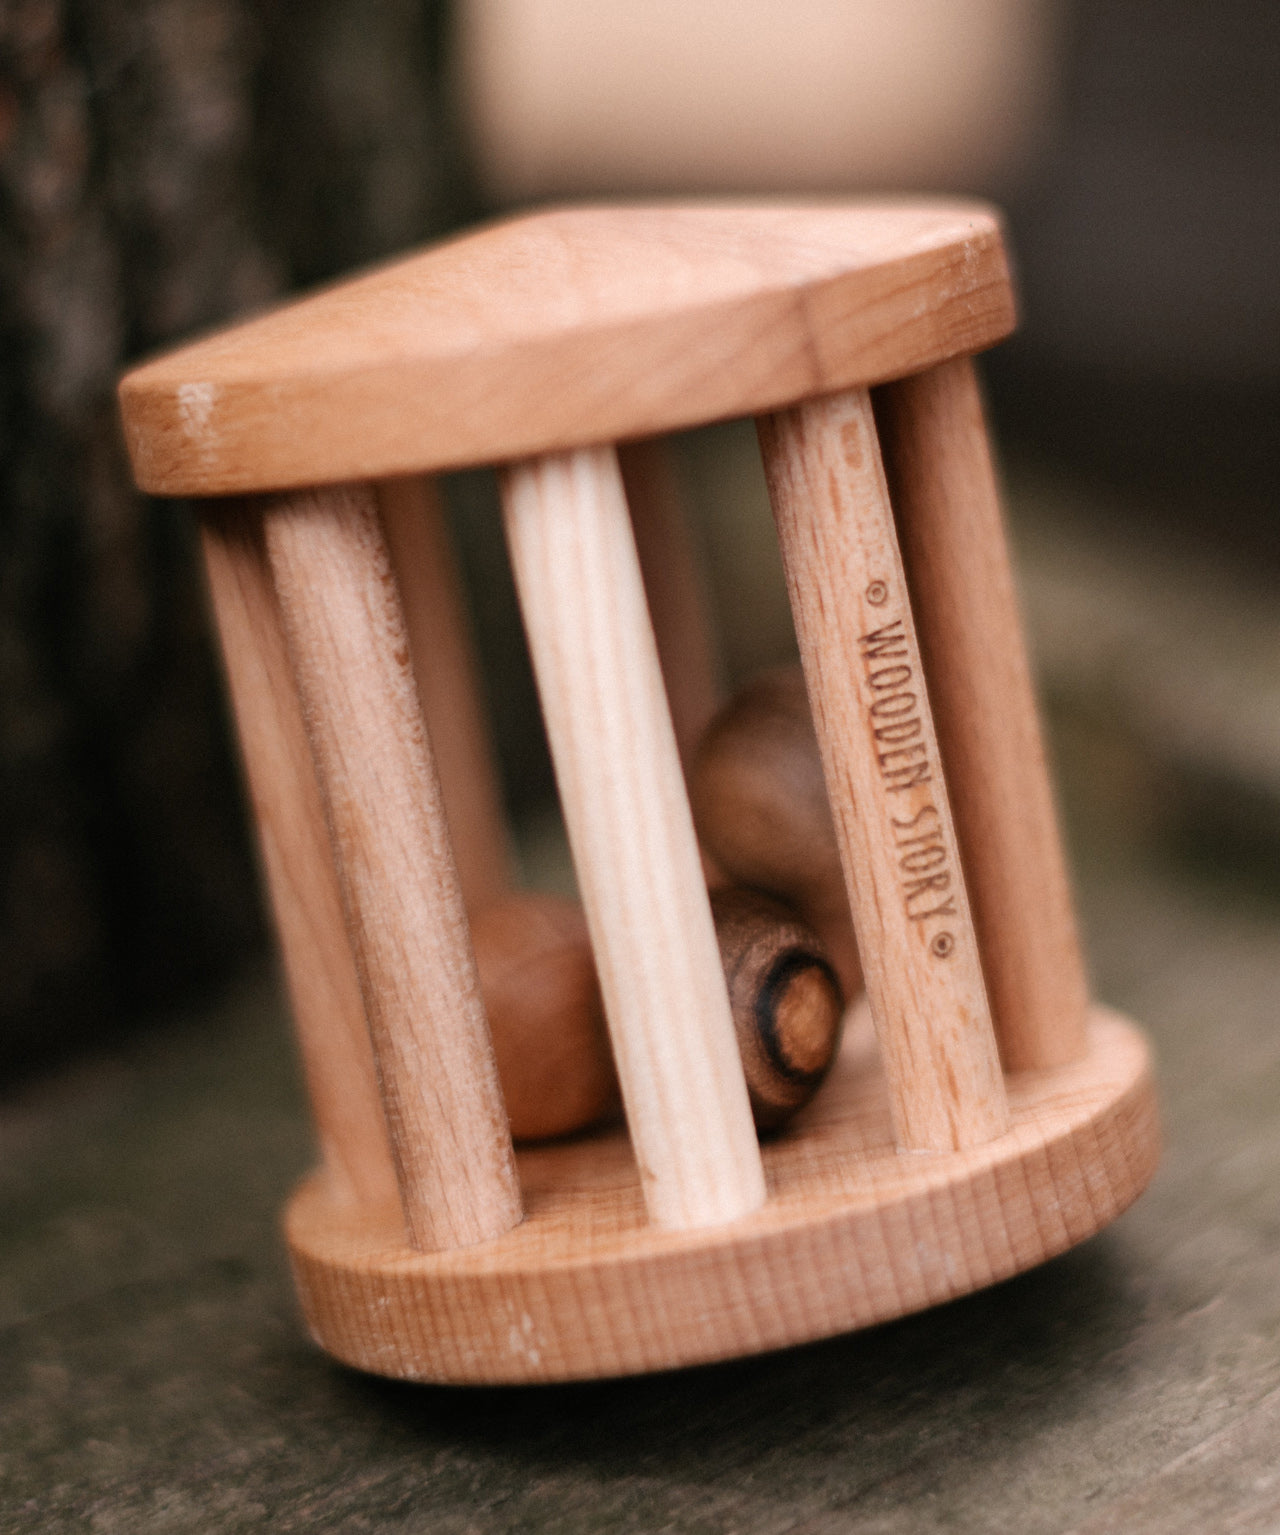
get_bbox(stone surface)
[3,826,1280,1530]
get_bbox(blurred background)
[0,0,1277,1082]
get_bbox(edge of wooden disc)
[119,200,1015,496]
[286,1005,1158,1384]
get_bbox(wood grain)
[758,388,1009,1151]
[117,198,1163,1392]
[500,446,766,1229]
[263,481,522,1252]
[875,358,1089,1069]
[287,1005,1159,1384]
[618,436,721,767]
[379,474,513,912]
[199,503,398,1213]
[118,200,1014,495]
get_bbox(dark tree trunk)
[0,0,469,1075]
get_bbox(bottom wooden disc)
[286,1006,1158,1384]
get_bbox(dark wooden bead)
[691,665,862,998]
[710,887,844,1131]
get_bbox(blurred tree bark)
[0,0,469,1075]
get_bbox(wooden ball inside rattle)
[691,664,862,997]
[474,884,842,1139]
[470,891,619,1142]
[711,887,844,1131]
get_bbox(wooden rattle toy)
[118,200,1159,1383]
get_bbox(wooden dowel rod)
[758,389,1009,1152]
[199,504,399,1212]
[618,437,722,768]
[500,446,766,1230]
[379,475,514,910]
[875,359,1089,1070]
[263,482,522,1252]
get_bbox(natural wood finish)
[115,198,1162,1391]
[618,437,721,767]
[286,1005,1159,1384]
[710,888,843,1132]
[500,446,766,1229]
[262,481,522,1252]
[199,504,398,1213]
[379,475,512,911]
[758,388,1008,1152]
[471,891,618,1143]
[118,201,1015,496]
[379,475,628,1139]
[875,358,1089,1070]
[691,665,862,997]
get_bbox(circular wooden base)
[286,1006,1158,1384]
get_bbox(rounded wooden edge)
[285,1007,1159,1383]
[118,199,1015,496]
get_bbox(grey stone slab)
[3,838,1280,1533]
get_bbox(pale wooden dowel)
[379,476,514,911]
[500,446,766,1229]
[758,389,1009,1151]
[263,482,522,1252]
[618,438,722,767]
[200,504,399,1212]
[874,359,1089,1070]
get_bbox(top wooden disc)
[118,200,1015,497]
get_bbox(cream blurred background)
[458,0,1062,200]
